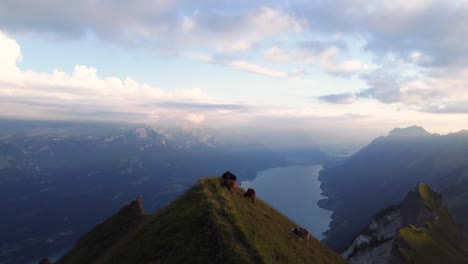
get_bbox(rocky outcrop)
[341,183,443,264]
[124,196,144,215]
[341,205,403,264]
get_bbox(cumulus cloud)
[0,31,321,131]
[0,31,224,123]
[0,31,21,80]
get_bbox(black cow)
[221,171,237,182]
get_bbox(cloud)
[142,101,249,111]
[263,45,377,77]
[226,60,288,77]
[295,0,468,68]
[320,63,468,114]
[263,46,316,64]
[263,46,293,62]
[0,31,222,124]
[319,93,357,104]
[338,113,372,120]
[0,2,304,54]
[185,113,205,124]
[0,31,305,128]
[3,1,468,126]
[421,104,468,114]
[186,52,289,78]
[0,31,21,80]
[319,47,378,75]
[197,6,305,52]
[3,0,468,71]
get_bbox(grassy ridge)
[58,177,345,264]
[398,184,468,264]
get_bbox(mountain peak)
[388,125,431,138]
[448,129,468,137]
[342,183,468,264]
[56,178,345,264]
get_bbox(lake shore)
[241,165,333,240]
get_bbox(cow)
[221,171,237,182]
[290,227,310,241]
[244,188,256,204]
[224,179,237,193]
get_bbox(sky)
[1,0,468,147]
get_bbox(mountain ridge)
[388,125,432,138]
[55,177,345,264]
[318,125,468,250]
[342,183,468,264]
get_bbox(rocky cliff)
[342,183,468,264]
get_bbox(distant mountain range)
[342,183,468,263]
[318,125,468,250]
[54,178,345,264]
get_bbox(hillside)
[318,126,468,249]
[342,183,468,264]
[56,178,345,264]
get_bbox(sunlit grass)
[399,184,468,264]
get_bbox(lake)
[241,165,332,240]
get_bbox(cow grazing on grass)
[290,227,310,241]
[224,179,237,193]
[244,188,256,204]
[221,171,237,182]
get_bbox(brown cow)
[224,179,237,193]
[290,227,310,241]
[244,188,256,204]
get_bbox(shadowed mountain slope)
[318,126,468,249]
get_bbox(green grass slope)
[57,177,345,264]
[57,198,148,264]
[398,184,468,264]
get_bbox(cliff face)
[342,183,468,264]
